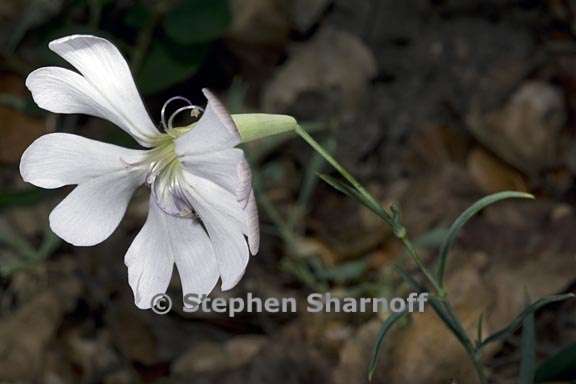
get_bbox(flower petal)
[32,35,159,146]
[125,198,219,309]
[20,133,146,189]
[175,89,241,156]
[49,170,144,246]
[179,148,246,197]
[229,154,259,254]
[179,149,259,255]
[244,190,260,254]
[182,172,250,290]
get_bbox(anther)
[167,105,204,131]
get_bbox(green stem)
[295,125,443,293]
[294,125,487,383]
[294,125,393,226]
[399,236,444,297]
[440,299,488,383]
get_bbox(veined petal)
[179,148,246,197]
[20,133,146,189]
[244,191,260,254]
[182,172,250,290]
[49,170,144,246]
[235,157,259,253]
[37,35,159,146]
[175,89,241,156]
[179,148,260,255]
[125,198,219,309]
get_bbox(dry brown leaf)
[467,147,528,194]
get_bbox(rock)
[0,292,65,381]
[246,340,331,384]
[332,319,384,384]
[291,0,331,33]
[107,306,158,365]
[172,335,266,375]
[467,81,566,175]
[228,0,291,46]
[263,27,377,115]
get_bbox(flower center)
[141,96,205,218]
[144,134,195,218]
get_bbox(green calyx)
[231,113,298,143]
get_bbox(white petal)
[183,172,250,290]
[179,149,259,255]
[20,133,146,189]
[236,158,259,254]
[125,199,219,309]
[180,148,246,197]
[175,89,241,156]
[34,35,159,145]
[244,191,260,254]
[49,170,144,246]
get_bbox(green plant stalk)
[439,299,488,383]
[399,235,444,297]
[295,125,487,383]
[294,125,393,227]
[295,125,442,294]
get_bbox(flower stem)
[440,299,488,383]
[295,125,443,292]
[399,236,445,297]
[295,125,487,383]
[294,125,393,226]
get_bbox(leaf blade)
[368,311,408,381]
[318,173,391,224]
[480,294,574,349]
[520,305,536,384]
[436,191,534,287]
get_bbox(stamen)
[167,105,204,131]
[161,96,194,131]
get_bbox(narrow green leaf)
[317,260,367,283]
[393,264,425,292]
[520,306,536,383]
[368,311,408,381]
[480,294,575,349]
[535,343,576,382]
[318,173,390,224]
[476,312,485,347]
[436,191,534,287]
[428,297,473,350]
[295,125,393,225]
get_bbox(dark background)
[0,0,575,383]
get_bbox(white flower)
[19,35,259,310]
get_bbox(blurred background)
[1,0,576,383]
